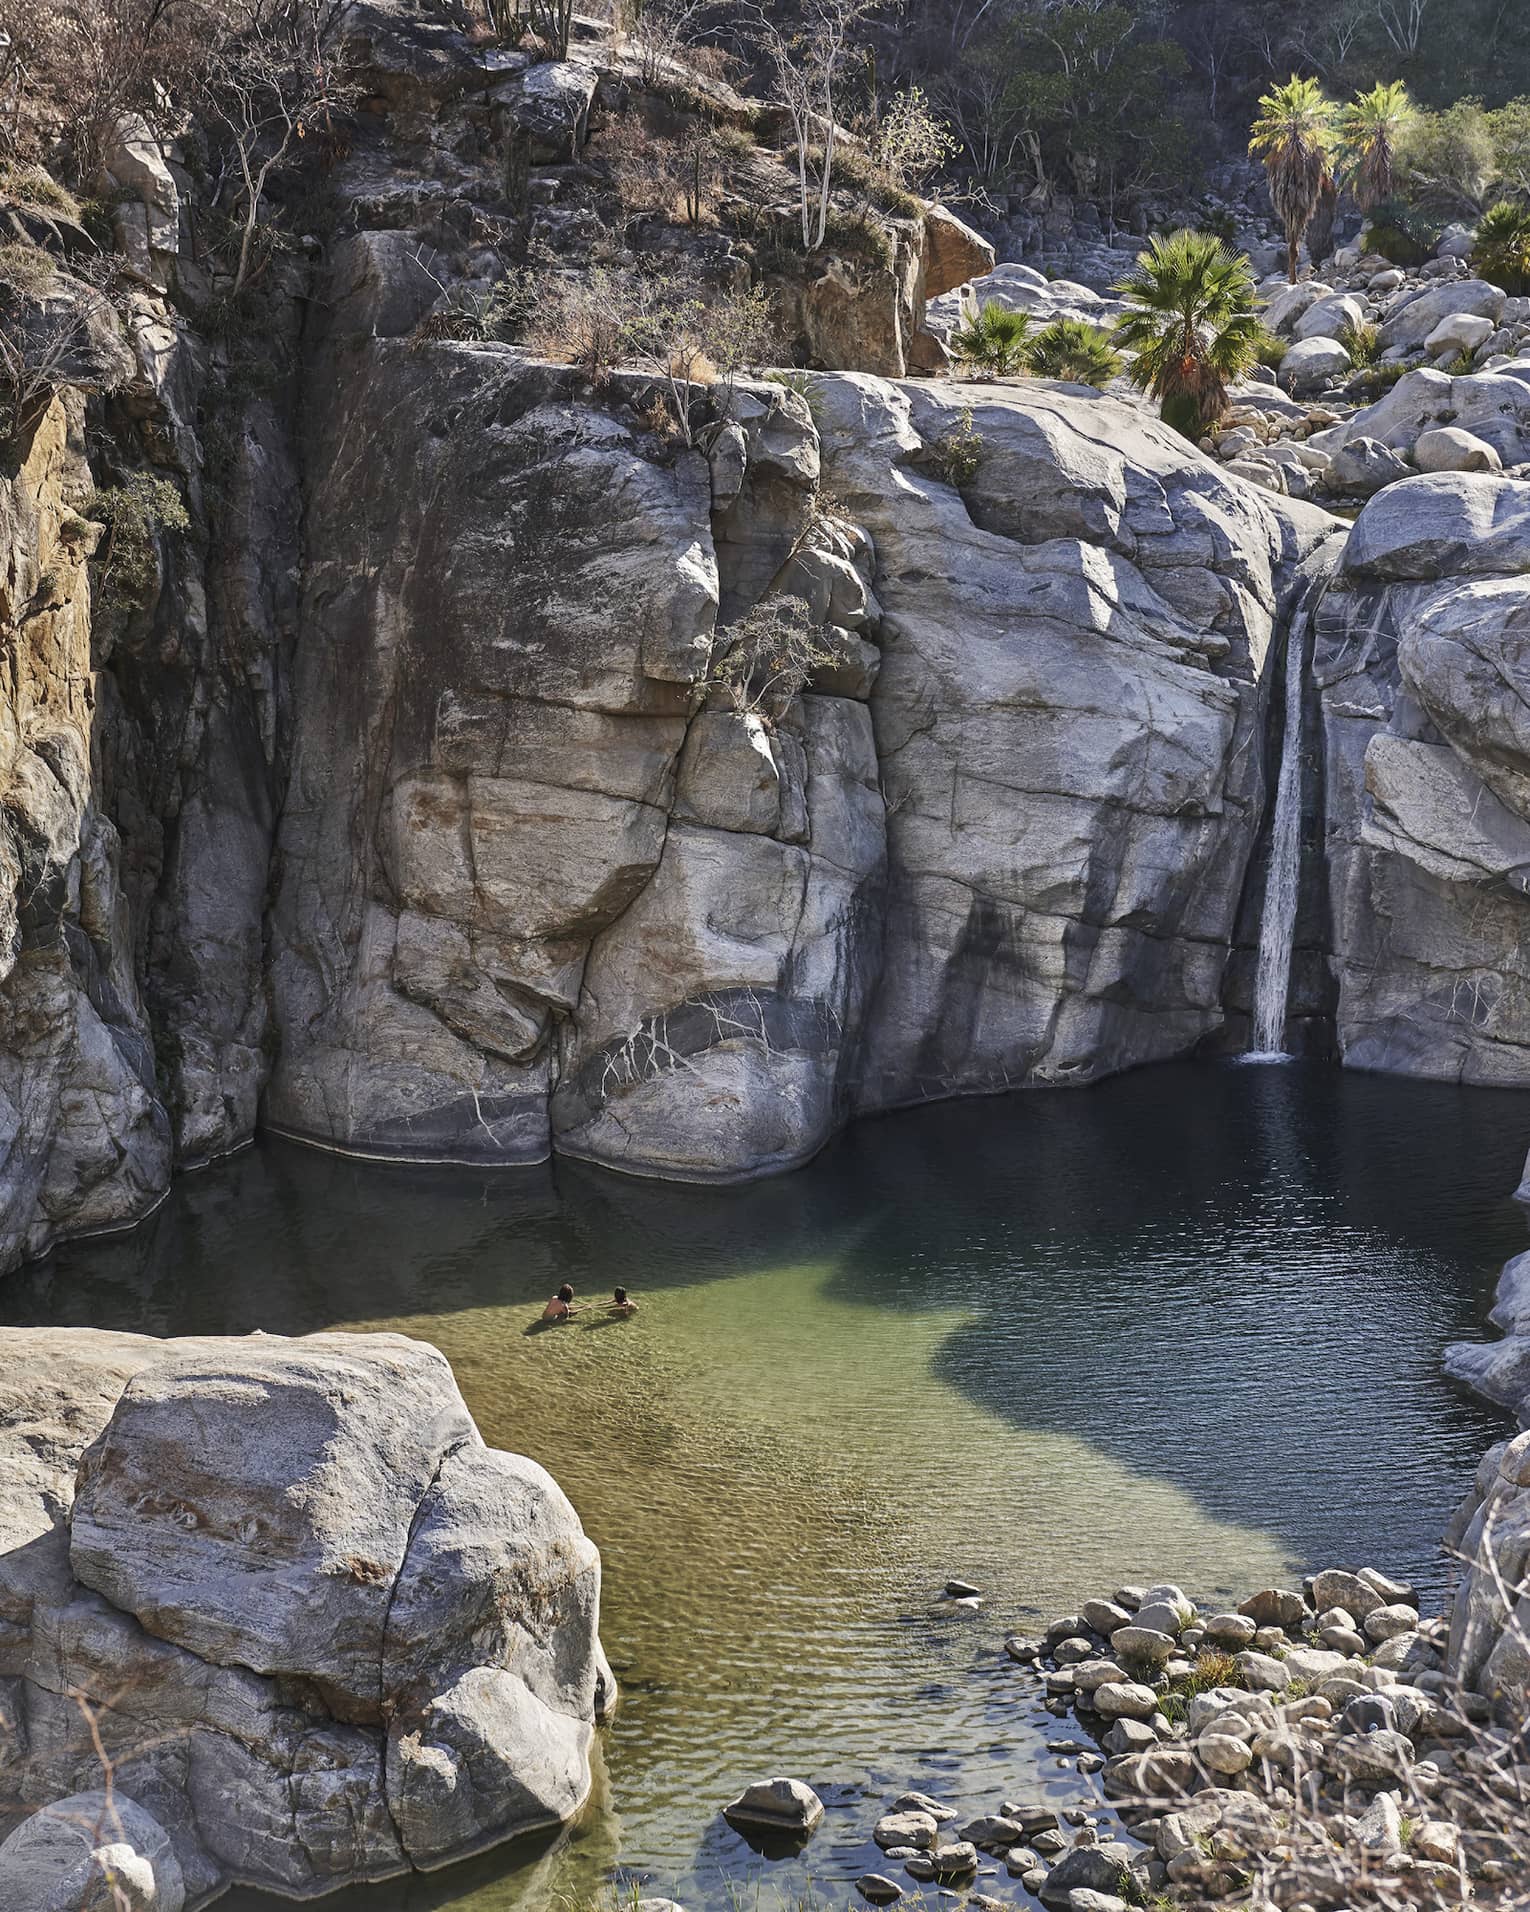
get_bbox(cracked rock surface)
[0,1328,611,1903]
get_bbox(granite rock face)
[809,373,1335,1104]
[1443,1431,1530,1709]
[0,1329,610,1902]
[1317,473,1530,1081]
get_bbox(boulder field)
[0,1328,614,1905]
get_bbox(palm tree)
[1025,318,1123,387]
[1337,81,1414,210]
[949,298,1032,379]
[1472,200,1530,295]
[1249,75,1337,282]
[1112,230,1264,441]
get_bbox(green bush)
[1361,197,1443,267]
[1025,317,1123,386]
[927,407,984,486]
[1251,327,1287,371]
[84,474,191,625]
[1471,199,1530,294]
[950,297,1031,378]
[1337,319,1382,368]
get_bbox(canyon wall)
[16,0,1530,1274]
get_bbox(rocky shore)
[810,1440,1530,1912]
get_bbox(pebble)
[1200,1612,1257,1648]
[1004,1635,1043,1662]
[944,1579,981,1599]
[1053,1636,1095,1665]
[1032,1827,1068,1855]
[959,1816,1021,1852]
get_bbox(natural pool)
[4,1060,1525,1910]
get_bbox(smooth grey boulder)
[1317,365,1530,467]
[1280,335,1351,393]
[1327,435,1410,496]
[1377,278,1505,353]
[0,1329,609,1900]
[1414,425,1502,473]
[725,1777,825,1833]
[0,1793,185,1912]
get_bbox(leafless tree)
[201,0,356,295]
[744,0,882,251]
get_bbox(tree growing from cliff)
[709,594,837,720]
[1337,79,1413,208]
[1249,74,1336,281]
[746,0,882,251]
[201,0,357,296]
[1112,229,1261,440]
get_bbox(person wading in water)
[541,1283,582,1323]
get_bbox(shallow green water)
[4,1061,1524,1909]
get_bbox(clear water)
[2,1061,1523,1911]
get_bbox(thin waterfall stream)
[1249,590,1314,1058]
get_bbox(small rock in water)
[1103,1718,1158,1756]
[929,1841,979,1878]
[1053,1636,1094,1664]
[1077,1752,1105,1775]
[1357,1566,1416,1607]
[903,1854,937,1882]
[723,1777,824,1833]
[638,1902,686,1912]
[1067,1894,1130,1912]
[889,1791,957,1822]
[1093,1680,1158,1720]
[961,1815,1022,1852]
[1113,1586,1146,1611]
[1004,1846,1041,1875]
[1004,1802,1059,1835]
[1032,1828,1068,1855]
[875,1812,938,1851]
[1004,1635,1043,1663]
[855,1876,903,1905]
[944,1579,981,1599]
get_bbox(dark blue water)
[3,1060,1523,1909]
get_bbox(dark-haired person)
[608,1287,639,1318]
[541,1283,582,1323]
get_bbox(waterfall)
[1247,595,1312,1060]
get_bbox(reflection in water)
[3,1062,1523,1910]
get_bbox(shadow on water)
[3,1060,1527,1911]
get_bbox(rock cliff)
[16,0,1530,1272]
[0,1328,612,1903]
[1317,474,1530,1080]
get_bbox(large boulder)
[1318,473,1530,1080]
[1376,278,1505,353]
[0,1329,610,1900]
[1280,335,1350,394]
[1312,365,1530,467]
[922,204,996,300]
[0,1792,185,1911]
